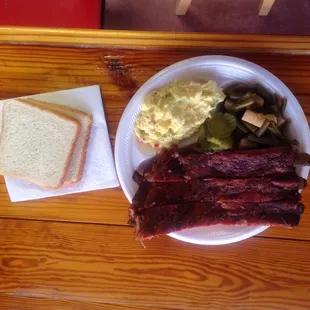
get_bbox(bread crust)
[66,115,92,185]
[0,99,80,189]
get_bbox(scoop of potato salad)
[134,80,225,148]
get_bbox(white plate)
[115,55,310,245]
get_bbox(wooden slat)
[259,0,276,16]
[0,183,129,224]
[0,219,310,310]
[0,295,159,310]
[2,27,310,52]
[176,0,192,15]
[0,46,309,240]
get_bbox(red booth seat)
[0,0,102,29]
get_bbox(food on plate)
[131,201,304,240]
[179,146,297,179]
[206,113,236,138]
[132,177,302,210]
[134,80,225,148]
[224,83,289,147]
[200,136,233,152]
[23,98,92,184]
[0,98,92,189]
[194,83,291,152]
[128,79,309,241]
[196,113,235,151]
[242,110,266,128]
[144,146,297,182]
[129,146,309,239]
[134,80,289,153]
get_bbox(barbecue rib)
[132,201,304,239]
[144,146,297,182]
[130,146,308,240]
[132,177,302,209]
[179,146,296,179]
[144,147,183,182]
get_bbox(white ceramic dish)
[115,55,310,245]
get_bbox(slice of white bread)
[23,98,92,185]
[0,99,80,189]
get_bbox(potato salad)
[134,80,225,148]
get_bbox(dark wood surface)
[0,30,309,309]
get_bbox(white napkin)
[0,85,119,202]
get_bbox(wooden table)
[0,27,310,310]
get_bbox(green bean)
[252,94,264,107]
[255,84,273,103]
[229,92,244,100]
[239,92,254,101]
[223,83,289,149]
[236,122,249,134]
[225,83,253,95]
[271,93,278,106]
[256,120,270,137]
[242,121,258,133]
[268,122,283,138]
[224,99,237,113]
[281,98,287,116]
[275,94,282,108]
[234,98,256,110]
[248,134,278,146]
[277,118,288,132]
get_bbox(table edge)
[1,27,310,52]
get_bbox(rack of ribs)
[130,146,309,240]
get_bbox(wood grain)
[0,178,309,241]
[0,218,310,310]
[2,27,310,52]
[0,45,309,241]
[0,295,160,310]
[0,31,309,310]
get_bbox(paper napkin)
[0,85,119,202]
